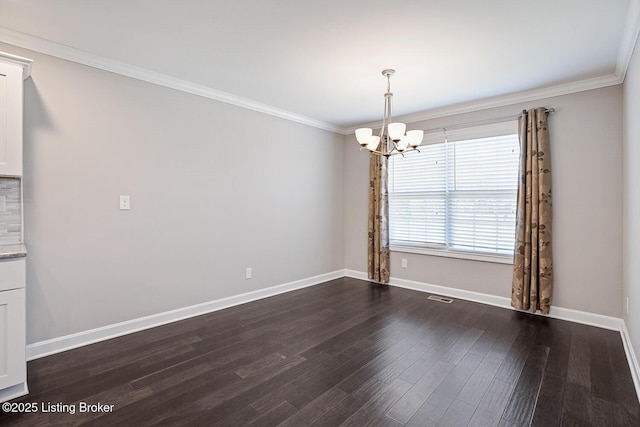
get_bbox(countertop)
[0,243,27,259]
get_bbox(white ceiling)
[0,0,637,132]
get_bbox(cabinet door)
[0,288,25,390]
[0,62,23,176]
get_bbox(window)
[388,121,519,261]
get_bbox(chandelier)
[355,69,424,156]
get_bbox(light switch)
[119,195,131,210]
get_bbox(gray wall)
[623,39,640,365]
[0,43,345,344]
[1,40,629,346]
[345,85,624,318]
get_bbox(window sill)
[390,246,514,265]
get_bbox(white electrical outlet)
[119,195,131,210]
[245,267,252,279]
[401,258,408,268]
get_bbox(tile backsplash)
[0,177,21,245]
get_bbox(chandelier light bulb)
[406,130,424,147]
[367,136,381,151]
[396,137,409,151]
[388,123,406,141]
[355,128,373,146]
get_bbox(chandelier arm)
[388,97,398,154]
[388,81,393,125]
[389,93,396,152]
[385,95,392,154]
[386,74,398,154]
[367,146,419,157]
[378,94,386,150]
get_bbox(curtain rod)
[423,108,555,134]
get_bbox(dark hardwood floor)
[1,277,638,426]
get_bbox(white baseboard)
[0,382,28,403]
[24,267,639,404]
[344,269,623,331]
[26,270,345,361]
[345,269,640,402]
[621,321,640,402]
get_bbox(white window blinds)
[388,121,520,257]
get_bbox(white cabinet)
[0,53,31,176]
[0,287,26,396]
[0,258,26,402]
[0,51,31,403]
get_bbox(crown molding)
[0,26,342,134]
[343,73,623,134]
[2,13,638,138]
[617,0,640,80]
[0,51,32,79]
[344,1,640,135]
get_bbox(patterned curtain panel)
[512,107,553,314]
[368,155,390,283]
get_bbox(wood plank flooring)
[1,277,638,426]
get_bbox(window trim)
[388,120,519,265]
[390,245,514,265]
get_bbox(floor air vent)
[428,295,454,304]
